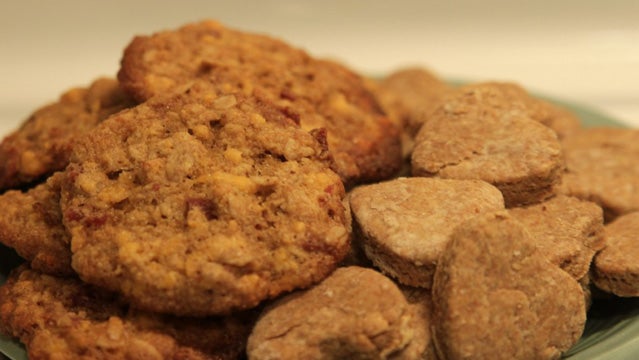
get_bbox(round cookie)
[247,266,426,360]
[349,177,505,288]
[411,82,564,207]
[507,195,605,280]
[0,172,72,276]
[117,20,402,187]
[557,127,639,221]
[432,212,586,360]
[0,265,253,360]
[591,212,639,297]
[60,80,350,316]
[0,78,134,190]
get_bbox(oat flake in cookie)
[0,78,134,191]
[118,20,402,186]
[60,80,350,316]
[0,265,253,360]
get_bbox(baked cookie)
[507,195,605,280]
[60,80,350,316]
[371,67,452,157]
[349,177,504,288]
[591,211,639,297]
[411,82,564,207]
[0,265,253,360]
[0,172,72,276]
[247,266,426,360]
[400,286,437,360]
[482,82,581,139]
[117,20,402,187]
[0,78,133,191]
[432,212,586,360]
[557,127,639,221]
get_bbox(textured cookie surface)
[349,177,504,288]
[432,212,586,360]
[591,212,639,297]
[0,266,252,360]
[0,172,72,276]
[0,78,133,190]
[508,195,605,280]
[411,83,564,207]
[247,266,425,360]
[118,20,401,186]
[60,80,350,316]
[558,127,639,221]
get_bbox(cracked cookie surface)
[0,78,134,190]
[118,20,402,187]
[0,265,253,360]
[60,80,350,316]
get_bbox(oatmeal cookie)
[557,127,639,221]
[0,265,252,360]
[432,212,586,360]
[411,83,564,207]
[60,80,350,316]
[117,20,402,186]
[349,177,504,288]
[0,172,72,276]
[247,266,426,360]
[591,212,639,297]
[0,78,134,190]
[508,195,605,280]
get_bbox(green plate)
[0,96,636,360]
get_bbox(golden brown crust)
[247,266,426,359]
[432,212,586,360]
[0,78,134,190]
[117,20,402,187]
[591,212,639,296]
[0,265,253,360]
[0,172,72,276]
[60,80,350,316]
[411,83,564,207]
[557,127,639,221]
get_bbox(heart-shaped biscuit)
[432,211,586,360]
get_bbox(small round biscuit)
[60,80,350,316]
[0,265,253,360]
[591,212,639,297]
[118,20,402,187]
[507,195,605,280]
[432,212,586,360]
[411,83,564,207]
[0,172,72,276]
[247,266,426,360]
[349,177,505,288]
[0,78,134,190]
[557,127,639,221]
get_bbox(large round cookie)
[117,20,402,187]
[0,265,253,360]
[60,80,350,316]
[0,78,133,191]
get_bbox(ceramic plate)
[0,95,636,360]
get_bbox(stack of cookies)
[1,19,638,360]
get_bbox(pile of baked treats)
[1,19,638,360]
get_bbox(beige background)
[1,0,638,135]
